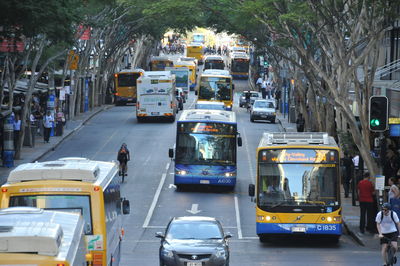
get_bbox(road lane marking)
[165,162,170,170]
[241,124,255,184]
[186,204,202,214]
[142,170,168,228]
[234,195,243,239]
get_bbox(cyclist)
[244,91,251,110]
[376,202,400,266]
[117,143,130,177]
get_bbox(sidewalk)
[0,105,112,185]
[276,112,379,249]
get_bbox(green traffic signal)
[370,119,380,127]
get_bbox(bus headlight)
[327,217,333,222]
[177,170,187,175]
[224,172,234,177]
[265,216,271,221]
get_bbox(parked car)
[176,88,184,110]
[195,101,226,110]
[239,90,261,107]
[250,99,276,123]
[156,216,232,266]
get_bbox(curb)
[277,118,286,132]
[342,219,365,246]
[31,105,113,163]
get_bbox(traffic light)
[369,96,388,132]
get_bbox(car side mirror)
[122,198,130,215]
[155,232,165,239]
[169,148,174,158]
[237,137,242,147]
[249,184,255,197]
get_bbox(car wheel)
[250,116,254,122]
[271,119,275,124]
[159,259,165,266]
[137,117,143,123]
[224,259,230,266]
[259,235,270,243]
[239,104,243,107]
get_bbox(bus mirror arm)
[122,198,130,215]
[237,133,242,147]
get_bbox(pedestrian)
[266,81,272,99]
[296,113,305,132]
[261,80,267,99]
[256,76,263,92]
[358,172,376,234]
[43,110,54,143]
[388,177,400,201]
[275,88,281,111]
[342,152,353,198]
[13,114,21,149]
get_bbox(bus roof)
[231,53,249,60]
[7,157,118,188]
[165,67,189,72]
[0,207,83,260]
[150,56,173,61]
[258,132,338,149]
[174,61,195,67]
[140,71,173,80]
[178,109,236,123]
[117,68,144,74]
[204,55,224,61]
[202,69,231,76]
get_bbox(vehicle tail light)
[57,264,65,266]
[1,188,7,192]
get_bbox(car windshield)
[166,221,223,239]
[254,101,274,108]
[9,194,93,234]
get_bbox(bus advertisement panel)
[0,158,131,266]
[170,110,242,189]
[114,69,144,105]
[198,70,233,110]
[230,55,249,79]
[165,67,190,97]
[174,60,197,91]
[249,132,341,243]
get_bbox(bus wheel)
[169,116,175,123]
[259,235,270,243]
[137,117,143,123]
[328,236,340,244]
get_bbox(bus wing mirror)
[232,84,235,90]
[249,184,255,197]
[122,198,130,215]
[169,148,174,158]
[195,90,198,96]
[238,137,242,147]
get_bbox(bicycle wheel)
[387,245,394,266]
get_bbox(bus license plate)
[187,262,201,266]
[291,226,306,233]
[200,180,210,184]
[151,112,159,115]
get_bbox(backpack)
[380,210,397,226]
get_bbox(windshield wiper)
[269,201,287,208]
[207,237,222,240]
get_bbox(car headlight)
[215,249,226,258]
[161,249,174,258]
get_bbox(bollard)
[3,114,15,167]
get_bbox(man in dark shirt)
[358,172,375,233]
[342,152,353,198]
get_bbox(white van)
[136,71,177,122]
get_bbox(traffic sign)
[67,50,79,70]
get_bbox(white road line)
[142,170,168,228]
[241,125,255,184]
[234,195,243,240]
[165,162,170,170]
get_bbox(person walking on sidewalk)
[43,111,54,143]
[13,114,21,149]
[376,202,400,266]
[342,152,353,198]
[296,113,305,132]
[358,172,376,234]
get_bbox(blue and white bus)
[169,109,242,189]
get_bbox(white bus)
[0,207,88,266]
[136,71,178,122]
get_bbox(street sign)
[67,50,79,70]
[375,175,385,191]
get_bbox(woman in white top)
[43,111,54,143]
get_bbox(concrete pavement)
[0,105,113,185]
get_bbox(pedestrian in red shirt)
[358,172,375,233]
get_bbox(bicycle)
[245,99,251,112]
[382,236,397,266]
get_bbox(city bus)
[0,207,88,266]
[169,109,242,189]
[198,69,234,110]
[248,132,342,242]
[114,69,144,105]
[204,55,225,70]
[192,33,205,44]
[136,71,177,122]
[229,53,250,79]
[174,60,197,91]
[165,67,190,99]
[150,56,174,71]
[0,157,131,266]
[186,43,204,64]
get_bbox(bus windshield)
[176,134,236,165]
[117,73,140,87]
[204,60,224,70]
[232,60,249,72]
[257,149,339,209]
[9,195,93,234]
[199,77,231,101]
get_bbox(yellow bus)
[229,53,250,79]
[248,132,342,243]
[150,56,174,71]
[0,207,89,266]
[186,43,204,64]
[114,69,144,105]
[198,69,234,110]
[0,157,131,266]
[174,60,197,91]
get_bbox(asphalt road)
[41,73,381,266]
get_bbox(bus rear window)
[117,73,140,87]
[9,195,93,235]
